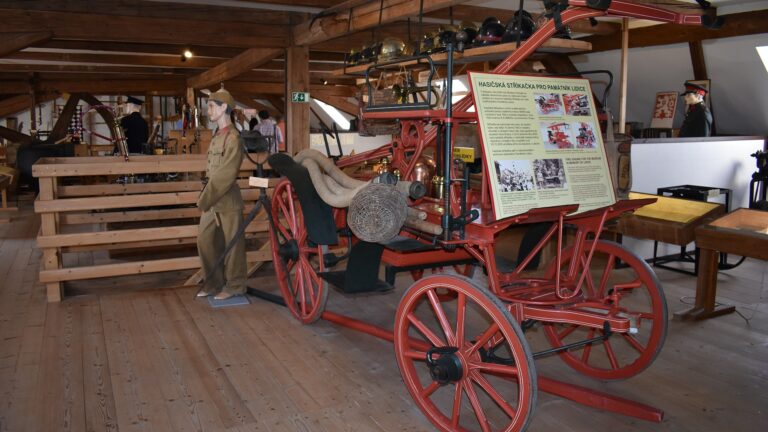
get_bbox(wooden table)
[676,208,768,320]
[606,191,725,252]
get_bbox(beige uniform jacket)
[197,127,244,212]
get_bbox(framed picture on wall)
[685,79,712,110]
[649,91,678,129]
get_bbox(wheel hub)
[278,239,300,261]
[426,347,463,385]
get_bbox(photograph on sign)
[468,72,616,220]
[534,93,565,116]
[494,160,535,192]
[562,93,591,116]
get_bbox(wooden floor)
[1,202,767,432]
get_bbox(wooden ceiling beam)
[0,80,30,94]
[292,0,470,46]
[1,9,288,48]
[35,40,347,61]
[0,59,341,77]
[689,40,708,80]
[29,79,187,95]
[311,86,357,99]
[36,40,248,58]
[265,96,286,116]
[80,93,119,140]
[187,48,283,89]
[230,70,354,85]
[0,63,198,75]
[7,51,224,69]
[222,81,354,98]
[0,31,53,58]
[583,9,768,52]
[229,92,282,118]
[8,0,295,25]
[48,92,82,143]
[0,95,34,118]
[0,125,33,145]
[234,0,336,7]
[27,72,187,82]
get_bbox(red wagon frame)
[263,2,710,431]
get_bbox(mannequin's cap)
[681,82,708,96]
[126,96,144,105]
[209,89,235,108]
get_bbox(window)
[757,46,768,75]
[314,98,350,130]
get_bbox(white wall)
[624,136,765,259]
[571,33,768,136]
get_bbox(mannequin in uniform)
[196,89,247,300]
[679,82,712,137]
[120,96,149,153]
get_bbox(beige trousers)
[197,209,247,295]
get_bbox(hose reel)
[292,149,441,243]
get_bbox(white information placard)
[468,72,616,220]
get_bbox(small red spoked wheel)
[543,240,667,380]
[394,275,537,432]
[269,180,329,324]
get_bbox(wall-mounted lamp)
[181,49,193,62]
[321,79,329,86]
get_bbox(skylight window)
[757,46,768,75]
[314,98,350,130]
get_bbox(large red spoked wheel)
[269,180,329,324]
[394,275,537,432]
[543,240,667,380]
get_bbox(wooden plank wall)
[32,154,274,302]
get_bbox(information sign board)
[468,72,616,220]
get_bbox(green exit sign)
[291,92,310,103]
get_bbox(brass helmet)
[379,37,406,62]
[418,31,437,55]
[345,48,361,66]
[359,43,381,64]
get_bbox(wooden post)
[688,41,714,133]
[186,87,195,110]
[29,74,37,133]
[618,18,629,134]
[38,176,62,301]
[286,46,310,155]
[146,93,154,126]
[688,41,708,81]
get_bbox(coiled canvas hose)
[294,149,442,242]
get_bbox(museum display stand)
[606,192,725,271]
[676,208,768,320]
